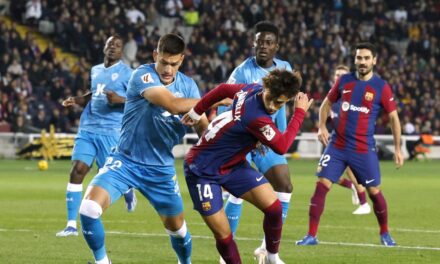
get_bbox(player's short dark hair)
[355,42,377,57]
[336,65,349,71]
[157,33,186,55]
[263,69,302,99]
[254,21,279,40]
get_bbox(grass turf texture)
[0,159,439,263]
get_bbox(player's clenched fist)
[294,92,314,112]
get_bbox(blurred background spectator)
[0,0,439,136]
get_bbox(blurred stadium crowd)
[0,0,439,136]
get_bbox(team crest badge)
[141,73,154,83]
[202,201,211,211]
[365,92,374,101]
[111,73,119,81]
[260,125,276,141]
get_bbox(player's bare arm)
[62,91,92,107]
[389,110,404,168]
[143,86,199,115]
[317,97,332,146]
[104,90,126,105]
[193,115,209,137]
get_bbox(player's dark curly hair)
[254,21,279,40]
[262,69,302,99]
[355,42,377,57]
[157,33,186,55]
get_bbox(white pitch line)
[106,230,440,251]
[9,218,440,234]
[1,227,440,251]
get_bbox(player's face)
[334,69,349,83]
[254,32,279,67]
[355,49,376,77]
[153,51,184,85]
[262,89,290,115]
[103,37,123,61]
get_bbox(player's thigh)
[241,183,277,211]
[72,130,97,167]
[316,146,348,183]
[202,209,232,239]
[222,164,269,199]
[348,150,381,187]
[184,170,223,216]
[93,133,119,169]
[252,149,288,175]
[89,154,136,205]
[137,171,185,217]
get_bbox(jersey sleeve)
[130,68,163,97]
[194,83,246,115]
[327,78,341,103]
[226,67,247,84]
[380,83,397,113]
[185,78,201,99]
[246,108,306,154]
[285,62,293,72]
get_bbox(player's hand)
[294,92,314,112]
[394,149,404,169]
[62,96,76,107]
[104,90,119,104]
[317,126,330,146]
[254,141,268,156]
[181,113,197,126]
[211,98,233,109]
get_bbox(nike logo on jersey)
[252,79,260,84]
[256,176,264,182]
[342,90,351,94]
[390,98,394,101]
[365,179,375,184]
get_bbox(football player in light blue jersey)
[221,21,294,262]
[79,34,208,264]
[56,36,136,238]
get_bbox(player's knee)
[70,161,90,183]
[79,199,103,219]
[271,176,293,193]
[263,199,282,220]
[165,220,188,238]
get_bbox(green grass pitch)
[0,159,439,263]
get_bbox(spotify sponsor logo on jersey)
[341,101,370,114]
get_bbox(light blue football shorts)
[71,129,119,168]
[247,148,288,174]
[90,152,184,216]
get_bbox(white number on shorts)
[102,157,123,171]
[196,184,213,201]
[318,154,331,167]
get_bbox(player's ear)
[373,56,377,66]
[153,49,158,62]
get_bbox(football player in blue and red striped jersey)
[296,42,403,247]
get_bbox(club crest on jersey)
[111,73,119,81]
[202,201,211,211]
[364,92,374,101]
[141,73,154,83]
[260,125,276,141]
